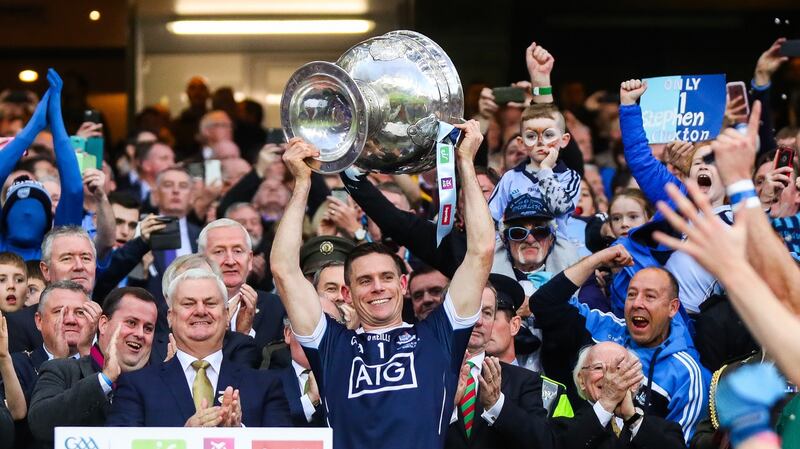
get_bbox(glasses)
[521,128,562,147]
[504,226,552,242]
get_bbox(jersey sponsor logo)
[396,332,417,350]
[348,352,418,398]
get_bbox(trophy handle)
[281,61,369,174]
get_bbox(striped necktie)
[460,361,477,438]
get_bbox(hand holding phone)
[775,146,796,170]
[492,87,526,105]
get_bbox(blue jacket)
[532,272,709,443]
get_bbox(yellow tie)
[191,360,213,411]
[610,417,622,437]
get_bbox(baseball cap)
[502,195,554,223]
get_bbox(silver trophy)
[281,30,464,174]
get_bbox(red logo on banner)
[441,204,452,225]
[251,442,323,449]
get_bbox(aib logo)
[205,438,235,449]
[64,437,100,449]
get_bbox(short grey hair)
[197,218,252,253]
[311,260,345,289]
[224,202,257,218]
[166,268,228,308]
[37,280,89,313]
[41,226,96,266]
[161,254,223,306]
[155,166,191,187]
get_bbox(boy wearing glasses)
[488,103,582,229]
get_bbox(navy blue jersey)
[296,293,478,449]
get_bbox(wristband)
[531,86,552,96]
[100,372,113,387]
[729,189,757,207]
[726,179,756,197]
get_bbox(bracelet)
[531,86,552,96]
[100,372,113,387]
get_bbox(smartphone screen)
[492,87,526,104]
[775,146,796,170]
[726,81,750,120]
[779,39,800,57]
[204,159,222,186]
[84,109,102,124]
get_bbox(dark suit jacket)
[5,306,41,353]
[252,290,286,350]
[106,356,291,427]
[445,362,555,449]
[552,404,686,449]
[0,401,13,449]
[280,365,326,427]
[148,330,262,369]
[8,346,49,404]
[27,357,108,445]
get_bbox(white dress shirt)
[175,348,224,401]
[292,360,318,423]
[449,352,506,426]
[592,401,644,439]
[176,217,193,257]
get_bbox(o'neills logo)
[441,205,452,225]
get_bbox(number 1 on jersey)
[378,342,385,359]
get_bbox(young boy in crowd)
[488,103,582,229]
[0,252,27,313]
[24,260,45,307]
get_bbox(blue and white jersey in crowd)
[488,159,581,238]
[772,213,800,262]
[296,292,478,449]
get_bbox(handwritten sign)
[640,74,726,143]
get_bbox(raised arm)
[448,120,495,318]
[526,41,554,105]
[46,69,83,226]
[654,182,800,384]
[619,79,684,205]
[269,138,323,335]
[0,90,50,184]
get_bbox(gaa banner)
[639,74,726,143]
[56,427,332,449]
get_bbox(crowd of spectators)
[0,33,798,449]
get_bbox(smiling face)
[42,235,96,293]
[0,263,26,313]
[316,265,346,306]
[344,253,407,330]
[689,145,725,206]
[624,269,679,348]
[408,270,448,320]
[505,218,554,272]
[35,288,92,354]
[168,277,228,354]
[203,226,253,295]
[578,342,636,402]
[609,196,648,238]
[98,295,157,373]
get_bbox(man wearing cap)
[445,279,555,449]
[499,195,580,372]
[486,273,572,419]
[299,236,355,280]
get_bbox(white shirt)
[175,348,224,401]
[292,360,318,423]
[449,352,506,426]
[592,401,643,439]
[177,217,193,257]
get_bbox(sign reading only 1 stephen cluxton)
[639,74,726,144]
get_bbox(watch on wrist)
[531,86,553,96]
[354,228,367,241]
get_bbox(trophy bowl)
[281,30,464,174]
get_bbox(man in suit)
[106,268,290,427]
[552,342,685,449]
[28,287,158,446]
[115,141,175,204]
[280,317,325,427]
[199,219,285,351]
[445,281,554,449]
